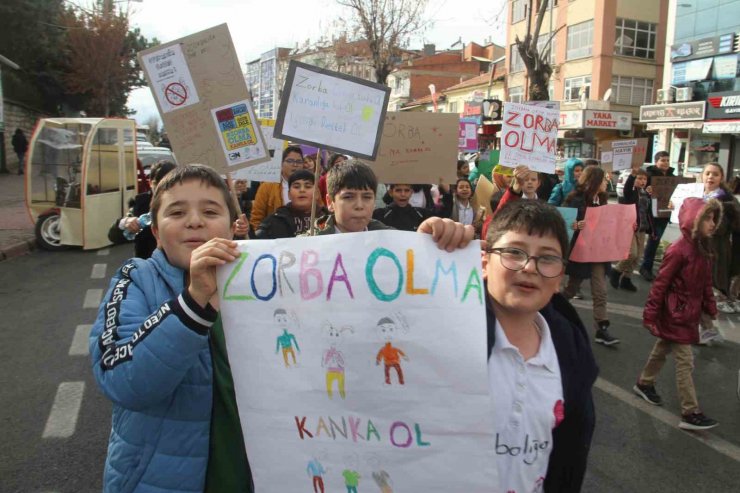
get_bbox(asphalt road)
[1,242,739,492]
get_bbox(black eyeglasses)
[487,247,565,278]
[284,158,304,166]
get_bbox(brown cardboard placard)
[370,112,458,185]
[650,176,696,218]
[138,24,269,173]
[473,174,495,216]
[598,138,648,172]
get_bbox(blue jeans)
[640,218,669,272]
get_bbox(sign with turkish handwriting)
[216,232,497,492]
[599,138,648,172]
[500,101,559,173]
[371,112,458,184]
[230,119,286,183]
[138,24,270,173]
[275,61,390,160]
[569,204,636,262]
[459,117,479,151]
[650,176,696,219]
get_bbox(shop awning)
[646,122,704,130]
[703,120,740,133]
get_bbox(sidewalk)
[0,172,35,261]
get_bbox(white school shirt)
[488,313,563,493]
[457,201,474,225]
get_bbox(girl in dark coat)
[561,167,618,345]
[634,198,721,430]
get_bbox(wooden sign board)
[650,176,696,218]
[369,112,458,185]
[598,138,648,172]
[274,61,390,160]
[138,24,270,173]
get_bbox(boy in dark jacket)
[640,151,675,280]
[634,198,720,430]
[373,183,433,231]
[255,169,318,239]
[610,168,655,291]
[484,200,597,492]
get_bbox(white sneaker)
[717,301,736,314]
[732,301,740,313]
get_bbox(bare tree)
[514,0,561,101]
[336,0,430,85]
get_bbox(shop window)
[508,86,524,103]
[610,76,654,106]
[615,18,657,59]
[566,20,593,60]
[564,76,591,101]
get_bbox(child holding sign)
[483,200,597,492]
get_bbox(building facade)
[245,48,292,119]
[640,0,740,180]
[506,0,669,159]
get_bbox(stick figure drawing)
[375,314,410,386]
[322,322,353,399]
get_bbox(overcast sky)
[112,0,507,126]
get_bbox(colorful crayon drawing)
[375,314,410,386]
[367,454,394,493]
[322,322,353,399]
[307,453,328,493]
[274,308,300,367]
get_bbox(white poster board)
[611,147,633,171]
[274,61,391,160]
[500,101,559,173]
[669,183,705,223]
[217,232,497,492]
[230,119,286,183]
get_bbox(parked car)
[137,146,176,173]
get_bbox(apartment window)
[548,82,555,100]
[564,76,591,101]
[567,20,593,60]
[510,44,525,73]
[512,0,528,23]
[615,18,657,59]
[448,101,458,113]
[611,76,654,105]
[509,86,524,103]
[537,33,557,64]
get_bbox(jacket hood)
[562,158,583,195]
[679,197,722,242]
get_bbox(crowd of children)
[91,144,738,492]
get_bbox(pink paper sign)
[569,204,637,263]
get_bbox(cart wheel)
[35,213,67,251]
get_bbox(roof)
[443,72,494,92]
[401,93,447,108]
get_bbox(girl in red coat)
[633,197,721,430]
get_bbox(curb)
[0,238,37,262]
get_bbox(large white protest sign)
[500,101,559,173]
[669,183,704,223]
[275,61,391,160]
[217,231,497,492]
[230,119,285,183]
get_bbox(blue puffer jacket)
[90,249,217,493]
[548,158,583,206]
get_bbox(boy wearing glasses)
[483,200,597,493]
[249,145,305,231]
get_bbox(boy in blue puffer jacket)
[90,164,244,493]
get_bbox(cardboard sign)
[275,61,391,160]
[230,119,287,183]
[138,24,270,173]
[216,232,498,492]
[569,204,636,262]
[650,176,696,219]
[500,101,559,173]
[598,138,648,172]
[669,183,704,223]
[371,112,458,184]
[556,207,578,242]
[473,174,495,216]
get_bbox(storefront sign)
[463,101,482,117]
[670,33,735,62]
[583,110,632,130]
[706,91,740,119]
[703,120,740,133]
[712,54,738,79]
[646,121,704,130]
[559,110,583,129]
[639,102,705,122]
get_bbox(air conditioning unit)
[657,88,675,104]
[675,87,693,102]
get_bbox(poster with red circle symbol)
[141,44,200,113]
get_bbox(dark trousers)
[312,476,324,493]
[641,218,669,272]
